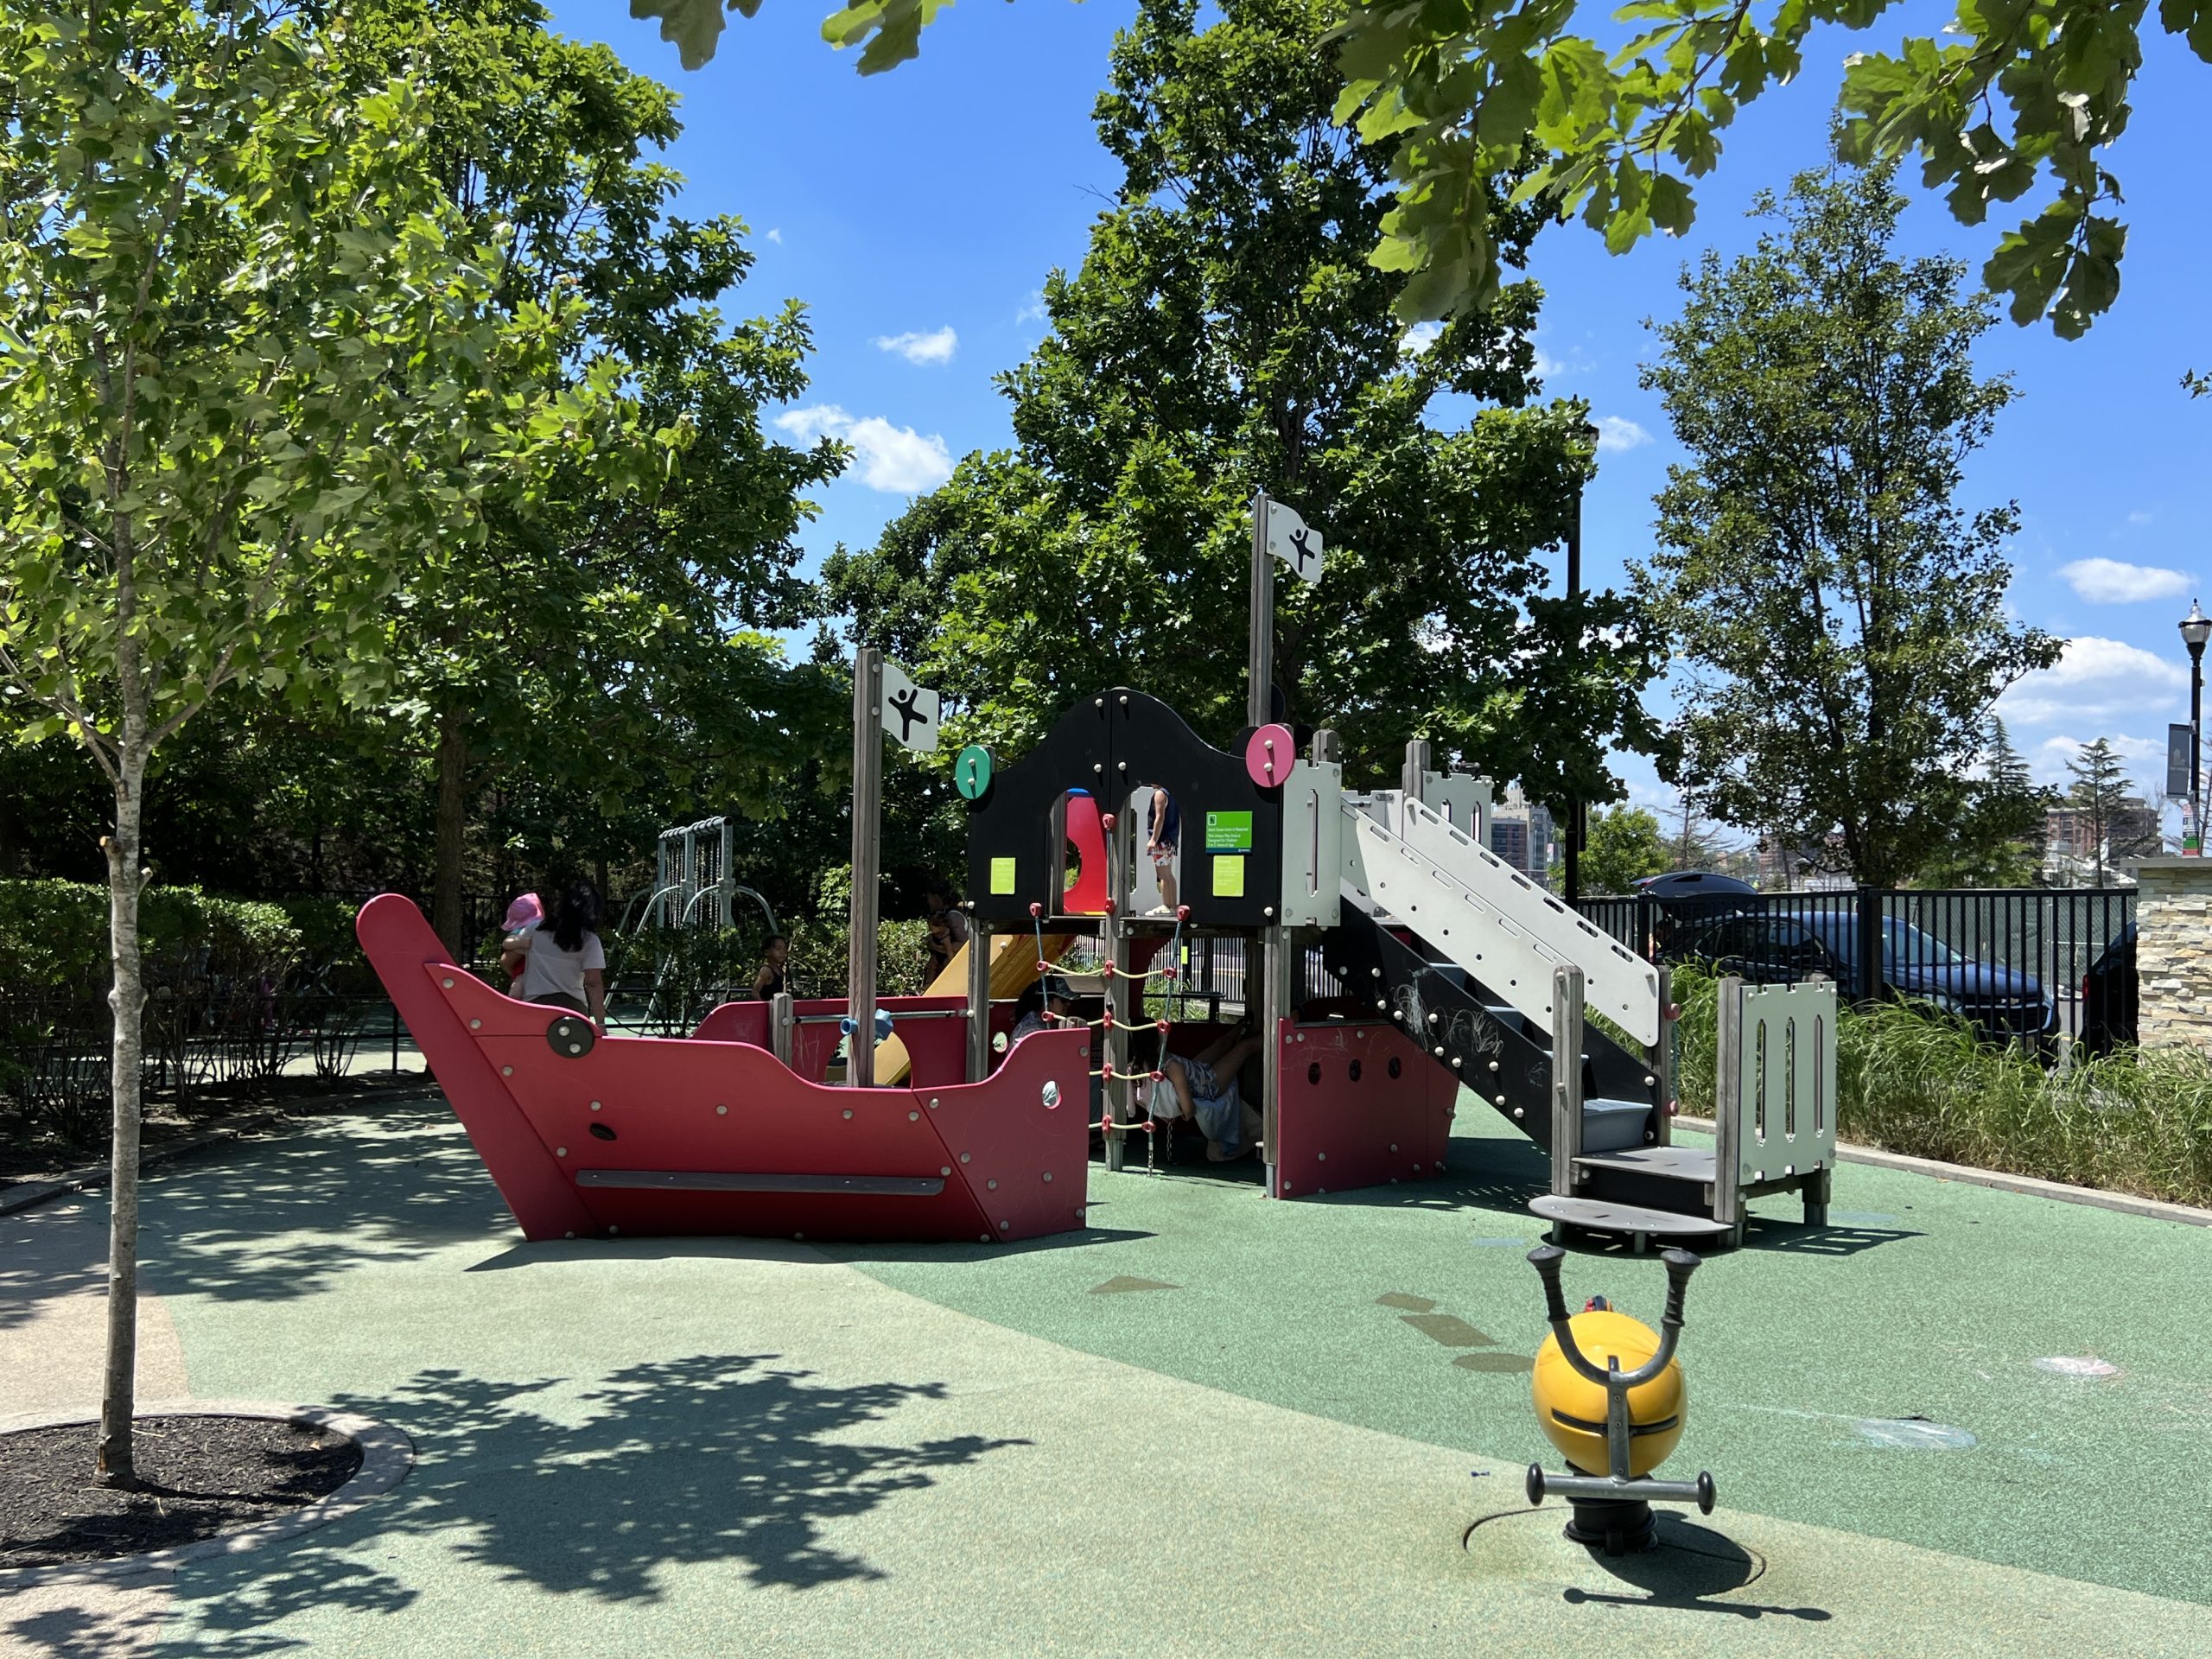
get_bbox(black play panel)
[964,689,1284,927]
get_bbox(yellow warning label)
[990,855,1017,895]
[1212,855,1245,899]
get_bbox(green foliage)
[0,880,345,995]
[2063,735,2155,886]
[0,1,612,760]
[1669,963,2212,1208]
[643,0,2206,337]
[1916,717,2052,888]
[1635,162,2058,889]
[1581,804,1669,894]
[824,0,1666,806]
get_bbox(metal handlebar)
[1529,1245,1697,1393]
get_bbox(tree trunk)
[97,741,150,1489]
[432,704,468,959]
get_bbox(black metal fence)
[1578,887,2135,1040]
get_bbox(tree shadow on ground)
[7,1351,1027,1657]
[126,1103,513,1310]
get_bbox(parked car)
[1632,870,1759,957]
[2076,925,2138,1056]
[1662,907,2057,1050]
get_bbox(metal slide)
[1340,793,1661,1046]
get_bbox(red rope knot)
[1154,1018,1168,1033]
[1101,1060,1116,1080]
[1159,965,1178,981]
[1028,902,1043,918]
[1103,897,1119,914]
[1148,1068,1165,1082]
[1102,1009,1116,1030]
[1035,960,1051,973]
[1175,905,1190,920]
[1100,811,1117,832]
[1101,962,1116,979]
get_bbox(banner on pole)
[880,660,940,753]
[2166,722,2193,799]
[1265,500,1325,586]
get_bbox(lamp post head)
[2183,599,2212,658]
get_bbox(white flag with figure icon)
[880,659,940,753]
[1266,500,1324,585]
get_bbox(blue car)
[1663,908,2056,1049]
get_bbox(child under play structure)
[1141,1027,1264,1162]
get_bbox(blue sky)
[550,1,2212,831]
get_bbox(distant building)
[1490,785,1555,884]
[2044,798,2158,881]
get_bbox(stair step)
[1530,1193,1731,1240]
[1579,1096,1650,1154]
[1573,1146,1716,1185]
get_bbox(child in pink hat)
[499,893,543,995]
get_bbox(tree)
[1582,805,1669,895]
[324,1,842,955]
[0,1,620,1483]
[1918,716,2051,887]
[634,0,2212,337]
[2064,737,2148,887]
[1635,161,2059,891]
[824,0,1665,813]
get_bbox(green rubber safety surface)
[10,1099,2207,1658]
[838,1112,2212,1607]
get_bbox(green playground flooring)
[3,1098,2208,1657]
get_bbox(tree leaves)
[1635,161,2060,887]
[639,0,2194,337]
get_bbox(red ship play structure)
[363,674,1840,1252]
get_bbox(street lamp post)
[2182,601,2211,854]
[1563,418,1599,905]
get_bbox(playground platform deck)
[3,1099,2207,1657]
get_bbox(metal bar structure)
[1260,923,1288,1198]
[1248,490,1273,731]
[769,991,794,1070]
[1103,803,1133,1172]
[848,648,883,1088]
[1713,976,1745,1230]
[1549,963,1584,1198]
[967,921,993,1082]
[1649,964,1673,1148]
[1401,738,1431,805]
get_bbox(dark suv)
[1664,908,2056,1050]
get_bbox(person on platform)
[1146,786,1180,916]
[752,933,790,1000]
[506,879,607,1032]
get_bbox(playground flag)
[880,659,940,753]
[1265,499,1324,585]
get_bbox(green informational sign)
[1205,810,1253,852]
[989,855,1017,895]
[1211,855,1246,899]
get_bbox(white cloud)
[874,326,957,366]
[2059,556,2191,603]
[1400,320,1443,357]
[2126,509,2153,525]
[1595,416,1652,454]
[2031,733,2164,785]
[1015,290,1048,325]
[1998,636,2187,726]
[772,404,954,493]
[765,227,783,245]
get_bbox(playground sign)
[1205,810,1254,851]
[880,659,940,753]
[1265,499,1324,585]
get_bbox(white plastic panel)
[1277,760,1343,927]
[1734,981,1839,1184]
[1340,795,1659,1045]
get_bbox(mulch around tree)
[0,1414,362,1568]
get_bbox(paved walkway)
[3,1102,2206,1656]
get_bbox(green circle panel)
[954,744,995,800]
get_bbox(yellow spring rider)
[1524,1244,1716,1555]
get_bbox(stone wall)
[2130,859,2212,1052]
